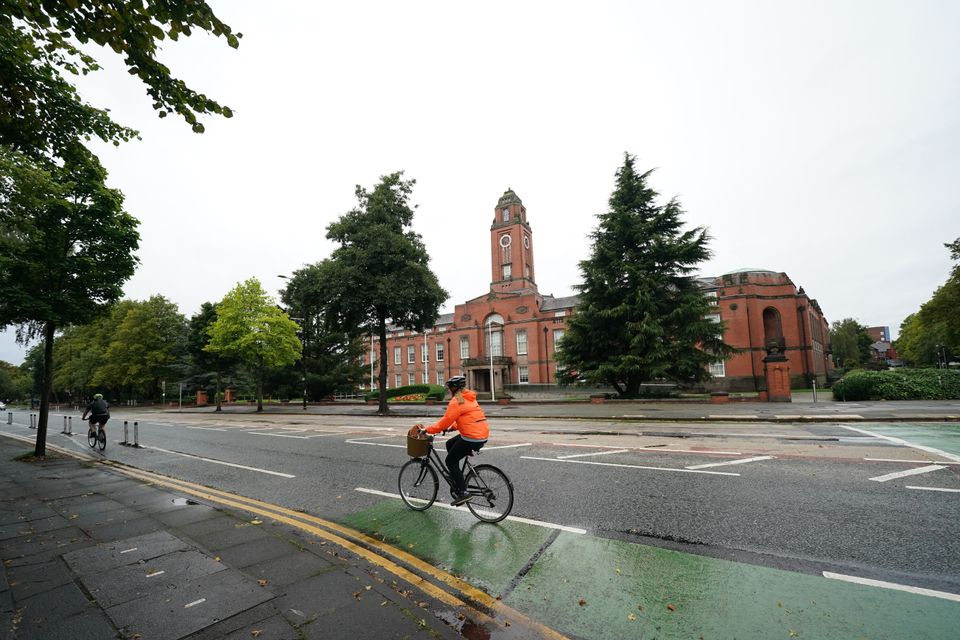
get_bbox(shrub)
[365,384,446,402]
[832,369,960,401]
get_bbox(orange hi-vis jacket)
[424,389,489,441]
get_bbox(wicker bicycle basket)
[406,435,430,457]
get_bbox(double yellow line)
[5,433,567,639]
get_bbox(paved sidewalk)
[0,437,471,640]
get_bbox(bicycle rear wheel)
[87,427,97,448]
[398,459,438,511]
[465,464,514,523]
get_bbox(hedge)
[364,384,446,402]
[832,368,960,401]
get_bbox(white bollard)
[6,412,11,425]
[133,421,140,447]
[122,420,129,445]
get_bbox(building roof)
[540,295,579,311]
[497,188,523,207]
[724,267,776,274]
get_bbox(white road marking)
[354,487,587,534]
[708,415,758,419]
[869,465,946,483]
[185,426,227,432]
[864,457,960,465]
[141,445,295,478]
[686,455,774,470]
[483,443,532,451]
[146,570,165,578]
[184,598,206,608]
[822,572,960,602]
[247,431,330,440]
[346,439,404,448]
[552,443,744,456]
[841,425,960,463]
[557,449,629,460]
[906,485,960,493]
[119,547,138,554]
[521,456,740,476]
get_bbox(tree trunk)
[377,319,389,415]
[34,320,55,457]
[256,364,264,412]
[215,369,222,412]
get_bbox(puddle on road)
[171,498,199,506]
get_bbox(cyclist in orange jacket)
[416,375,489,505]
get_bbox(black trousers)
[445,435,486,493]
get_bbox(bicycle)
[398,430,514,523]
[86,420,106,451]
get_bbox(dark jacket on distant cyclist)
[423,389,489,441]
[85,397,110,419]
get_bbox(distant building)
[867,326,890,343]
[363,191,833,394]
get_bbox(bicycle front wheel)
[87,427,97,448]
[398,459,438,511]
[98,429,106,451]
[465,464,514,523]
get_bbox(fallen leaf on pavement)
[578,598,587,607]
[251,631,262,638]
[628,613,637,621]
[667,604,676,612]
[250,519,262,525]
[353,591,362,600]
[257,579,268,587]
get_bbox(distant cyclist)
[82,393,110,435]
[416,376,489,505]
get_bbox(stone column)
[763,353,792,402]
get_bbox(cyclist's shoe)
[451,491,471,506]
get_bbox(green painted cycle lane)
[343,500,960,639]
[849,423,960,460]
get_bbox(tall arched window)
[485,313,504,357]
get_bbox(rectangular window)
[408,372,415,385]
[437,371,445,385]
[421,344,428,363]
[394,373,401,388]
[436,342,444,362]
[516,329,528,355]
[422,371,428,384]
[519,366,529,384]
[553,329,564,351]
[502,207,510,222]
[705,313,721,323]
[709,361,726,377]
[460,336,469,359]
[393,346,401,365]
[489,330,502,356]
[407,345,415,364]
[502,264,511,279]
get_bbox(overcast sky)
[3,0,958,365]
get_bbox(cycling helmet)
[93,393,104,399]
[446,375,467,393]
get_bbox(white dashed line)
[869,465,946,483]
[841,426,960,463]
[823,572,960,602]
[557,449,629,460]
[142,445,295,478]
[184,598,206,608]
[864,457,960,465]
[354,487,586,534]
[906,485,960,493]
[521,456,740,476]
[685,455,774,470]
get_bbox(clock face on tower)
[523,235,530,249]
[499,234,512,247]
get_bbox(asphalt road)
[9,408,959,599]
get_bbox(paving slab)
[214,534,300,570]
[63,530,190,573]
[5,558,73,601]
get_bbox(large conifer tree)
[556,153,732,397]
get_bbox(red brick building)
[364,191,833,394]
[697,270,833,391]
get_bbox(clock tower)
[490,188,537,295]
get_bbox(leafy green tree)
[280,263,367,401]
[895,239,959,367]
[1,1,239,160]
[95,296,187,399]
[556,153,732,397]
[321,173,447,414]
[829,318,874,369]
[186,302,241,410]
[51,305,122,401]
[0,144,138,455]
[205,278,302,412]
